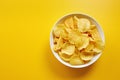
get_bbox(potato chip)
[53,37,59,44]
[74,16,79,21]
[89,37,94,41]
[79,52,94,61]
[53,37,63,51]
[61,43,75,55]
[93,40,104,53]
[68,29,81,44]
[74,17,91,32]
[93,48,101,53]
[60,29,68,40]
[59,52,71,61]
[64,27,72,33]
[53,24,65,37]
[73,16,78,29]
[82,33,88,37]
[79,18,91,32]
[89,28,101,41]
[70,54,84,65]
[85,42,94,52]
[64,17,74,29]
[90,25,96,30]
[75,35,89,50]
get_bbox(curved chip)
[53,37,59,44]
[75,36,89,50]
[85,42,94,52]
[78,18,91,32]
[79,52,94,61]
[68,29,81,44]
[53,37,63,51]
[64,17,74,29]
[90,25,96,30]
[73,16,78,29]
[74,17,91,32]
[61,43,75,55]
[70,54,84,65]
[89,37,94,42]
[59,52,72,61]
[89,28,101,41]
[93,40,105,53]
[53,24,65,37]
[60,30,68,40]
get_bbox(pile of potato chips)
[53,16,104,65]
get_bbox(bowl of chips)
[50,13,105,68]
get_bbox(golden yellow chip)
[85,42,94,52]
[90,25,96,30]
[74,16,79,22]
[59,52,71,61]
[68,29,81,44]
[70,54,84,65]
[53,24,65,37]
[75,35,89,50]
[53,37,63,51]
[89,37,94,42]
[53,37,59,44]
[89,28,101,41]
[93,40,104,53]
[61,43,75,55]
[79,52,94,61]
[79,18,91,32]
[64,17,74,29]
[93,48,102,53]
[73,16,78,29]
[60,29,68,40]
[74,16,91,32]
[82,33,88,37]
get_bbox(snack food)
[52,16,104,65]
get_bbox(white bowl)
[50,13,105,68]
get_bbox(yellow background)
[0,0,120,80]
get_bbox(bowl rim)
[50,12,105,68]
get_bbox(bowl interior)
[50,13,105,68]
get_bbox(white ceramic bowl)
[50,13,105,68]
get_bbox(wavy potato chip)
[78,18,91,32]
[64,27,72,33]
[53,24,65,37]
[90,25,96,30]
[75,35,89,50]
[68,30,81,44]
[64,17,74,29]
[93,40,104,53]
[60,30,68,40]
[89,37,94,41]
[85,42,94,52]
[61,43,75,55]
[53,37,63,51]
[74,16,91,32]
[74,16,79,22]
[59,52,71,61]
[73,16,78,29]
[79,52,94,61]
[70,54,84,65]
[90,28,101,41]
[53,37,59,44]
[93,48,102,53]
